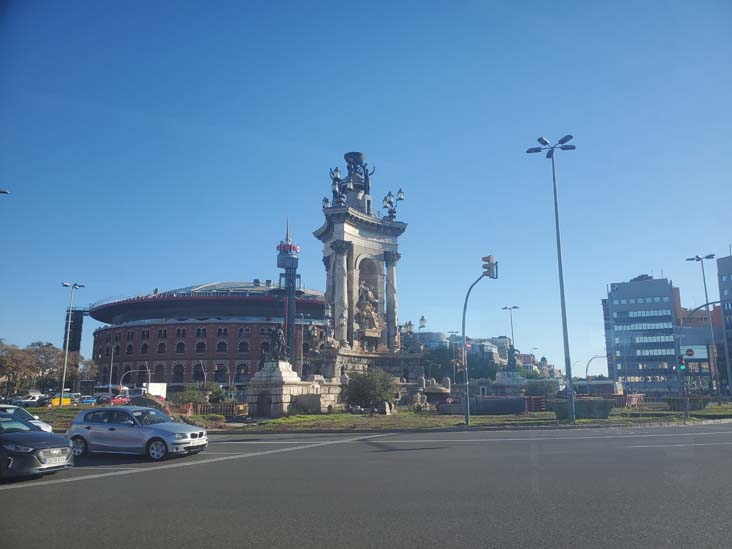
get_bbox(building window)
[214,365,227,383]
[239,341,249,353]
[196,328,207,338]
[141,343,148,355]
[115,333,120,342]
[114,345,120,356]
[238,328,249,338]
[613,300,619,305]
[629,299,635,304]
[176,342,185,354]
[216,341,227,353]
[158,329,167,338]
[127,331,134,341]
[125,344,133,355]
[196,341,206,353]
[105,346,110,357]
[157,342,166,354]
[173,364,184,383]
[260,328,267,336]
[154,365,165,383]
[193,364,205,383]
[176,328,187,338]
[724,289,730,296]
[722,275,728,282]
[260,342,270,353]
[217,328,229,337]
[141,330,150,340]
[663,296,669,302]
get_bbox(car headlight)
[173,433,187,440]
[2,443,34,453]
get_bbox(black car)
[0,412,73,480]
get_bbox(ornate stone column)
[384,251,401,349]
[331,240,352,349]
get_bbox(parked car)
[110,395,131,405]
[12,394,45,408]
[79,396,97,405]
[0,412,73,479]
[66,406,208,461]
[96,395,112,405]
[0,405,53,432]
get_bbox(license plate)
[190,440,206,447]
[44,457,66,465]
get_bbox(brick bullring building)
[90,280,325,392]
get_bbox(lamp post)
[527,134,577,422]
[462,255,498,425]
[108,345,118,397]
[59,282,84,407]
[448,330,459,383]
[584,355,605,395]
[686,254,722,401]
[382,188,405,221]
[501,306,519,346]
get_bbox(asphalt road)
[2,423,732,548]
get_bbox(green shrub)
[343,368,398,408]
[203,414,225,423]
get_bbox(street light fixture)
[59,282,84,407]
[382,189,405,221]
[527,134,576,421]
[419,315,427,332]
[501,306,519,346]
[686,253,722,401]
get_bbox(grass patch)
[27,406,87,431]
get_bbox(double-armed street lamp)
[685,253,723,400]
[462,255,498,425]
[59,282,84,407]
[527,134,577,421]
[382,189,405,221]
[502,306,519,346]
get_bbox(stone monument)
[312,152,422,379]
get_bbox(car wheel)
[146,438,168,461]
[71,436,88,457]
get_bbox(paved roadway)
[2,423,732,548]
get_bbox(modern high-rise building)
[603,274,720,395]
[717,255,732,390]
[603,275,681,394]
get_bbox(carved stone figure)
[270,326,288,361]
[356,281,380,330]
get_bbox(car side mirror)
[33,415,40,420]
[122,419,135,426]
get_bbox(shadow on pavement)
[364,441,448,453]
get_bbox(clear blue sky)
[1,0,730,376]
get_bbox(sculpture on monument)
[356,280,380,330]
[270,326,288,361]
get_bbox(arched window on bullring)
[154,364,165,383]
[195,341,206,353]
[141,343,148,355]
[173,364,184,383]
[157,342,166,354]
[176,342,185,354]
[238,341,249,353]
[216,341,227,353]
[193,364,205,383]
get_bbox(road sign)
[685,348,694,357]
[465,342,472,350]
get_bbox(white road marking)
[626,441,732,449]
[71,467,141,470]
[376,430,732,444]
[211,440,343,444]
[0,434,387,492]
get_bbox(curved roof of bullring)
[89,281,325,325]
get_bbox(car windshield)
[0,416,37,433]
[0,407,34,421]
[130,409,171,425]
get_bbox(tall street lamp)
[502,306,519,346]
[60,282,84,407]
[527,134,577,422]
[686,253,722,401]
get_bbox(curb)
[206,417,732,436]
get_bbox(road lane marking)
[0,434,388,492]
[71,467,142,470]
[626,441,732,449]
[211,440,345,444]
[376,430,732,444]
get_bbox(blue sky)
[1,0,730,376]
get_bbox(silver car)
[65,406,208,461]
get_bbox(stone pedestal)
[245,360,303,418]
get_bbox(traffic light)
[482,255,498,279]
[678,356,687,373]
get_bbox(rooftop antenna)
[660,267,664,279]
